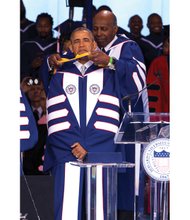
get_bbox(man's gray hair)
[70,27,95,41]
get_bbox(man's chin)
[77,51,88,55]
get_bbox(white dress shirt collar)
[104,35,118,52]
[74,60,93,75]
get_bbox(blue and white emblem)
[89,84,100,95]
[142,138,170,182]
[65,84,76,95]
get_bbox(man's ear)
[92,41,97,50]
[69,44,73,52]
[113,25,118,35]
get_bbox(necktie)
[81,65,86,75]
[33,109,39,121]
[101,48,106,53]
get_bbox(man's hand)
[48,53,62,69]
[89,50,110,67]
[31,56,44,69]
[20,76,32,93]
[71,142,87,161]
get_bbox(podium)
[69,161,135,220]
[114,112,170,220]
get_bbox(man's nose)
[79,41,84,47]
[96,29,101,36]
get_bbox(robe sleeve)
[20,89,38,152]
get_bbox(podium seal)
[142,138,170,182]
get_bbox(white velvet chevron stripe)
[94,121,118,133]
[47,94,66,108]
[20,103,25,111]
[48,121,71,135]
[98,94,119,107]
[20,130,30,139]
[47,108,69,122]
[96,107,119,121]
[20,117,29,126]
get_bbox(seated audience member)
[20,0,37,45]
[21,13,57,81]
[21,77,48,175]
[141,13,164,70]
[147,35,170,113]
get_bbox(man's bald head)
[94,10,117,26]
[92,10,118,48]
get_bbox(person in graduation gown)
[20,0,37,45]
[92,10,149,219]
[147,35,170,113]
[141,13,165,71]
[21,12,57,81]
[41,24,147,220]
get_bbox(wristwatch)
[107,57,117,70]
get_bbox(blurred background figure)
[127,15,144,41]
[59,32,71,55]
[147,33,170,113]
[141,13,164,70]
[20,0,37,45]
[21,12,57,81]
[54,5,97,51]
[21,77,48,175]
[125,14,150,59]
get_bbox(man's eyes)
[73,39,90,44]
[83,38,90,42]
[93,27,108,31]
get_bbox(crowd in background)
[20,0,169,219]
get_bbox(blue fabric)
[20,90,38,152]
[41,34,148,219]
[20,90,38,175]
[21,36,57,79]
[104,35,148,212]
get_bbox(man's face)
[70,30,96,56]
[92,15,118,48]
[148,15,162,34]
[129,16,143,35]
[27,85,43,103]
[36,17,52,39]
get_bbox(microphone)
[121,73,161,113]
